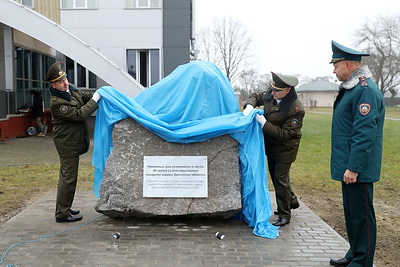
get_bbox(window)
[62,0,97,9]
[77,63,86,87]
[66,57,75,84]
[125,0,161,8]
[127,49,160,87]
[14,46,55,110]
[14,0,33,8]
[89,71,97,88]
[150,50,160,85]
[65,56,97,89]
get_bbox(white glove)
[243,105,254,116]
[92,92,101,102]
[256,114,267,127]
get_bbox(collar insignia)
[360,76,368,87]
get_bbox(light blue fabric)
[92,61,279,238]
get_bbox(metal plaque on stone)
[143,156,208,198]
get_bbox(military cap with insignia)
[44,61,67,82]
[330,40,369,63]
[270,71,299,91]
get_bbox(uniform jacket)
[331,66,385,183]
[49,84,98,157]
[246,88,305,163]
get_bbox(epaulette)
[52,96,58,102]
[359,76,368,87]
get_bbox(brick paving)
[0,136,351,266]
[0,190,350,266]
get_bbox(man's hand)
[256,114,266,127]
[243,105,254,116]
[92,91,101,102]
[343,169,358,184]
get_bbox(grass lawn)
[0,162,94,220]
[292,107,399,267]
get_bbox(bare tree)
[196,17,253,83]
[239,69,260,93]
[355,14,400,97]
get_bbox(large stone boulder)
[95,118,242,219]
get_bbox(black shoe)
[291,202,300,210]
[330,258,351,266]
[274,203,300,215]
[56,215,83,223]
[70,209,80,215]
[272,217,290,227]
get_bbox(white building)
[0,0,194,139]
[297,80,339,108]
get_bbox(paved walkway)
[0,136,350,266]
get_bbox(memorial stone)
[95,118,242,219]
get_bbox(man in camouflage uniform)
[44,61,101,223]
[243,72,305,227]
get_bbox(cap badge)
[359,103,371,116]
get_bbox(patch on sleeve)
[290,119,300,127]
[359,103,371,116]
[59,105,69,113]
[359,76,368,87]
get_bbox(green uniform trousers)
[55,156,80,219]
[342,182,376,267]
[267,160,298,220]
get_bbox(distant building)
[297,80,339,108]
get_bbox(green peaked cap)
[271,71,298,90]
[44,61,66,82]
[330,40,369,63]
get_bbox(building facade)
[0,0,194,140]
[296,80,339,108]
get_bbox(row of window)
[15,47,98,110]
[14,46,161,110]
[62,0,161,9]
[65,57,97,88]
[15,47,55,109]
[14,0,162,9]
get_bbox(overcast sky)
[194,0,399,80]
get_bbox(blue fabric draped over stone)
[92,61,279,238]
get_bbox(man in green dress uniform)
[243,72,305,227]
[329,41,385,267]
[44,61,101,223]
